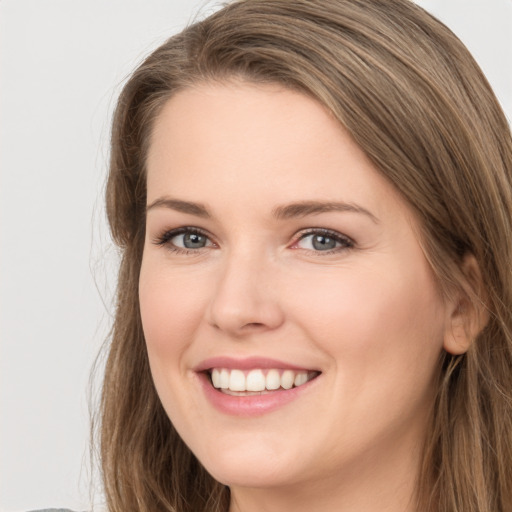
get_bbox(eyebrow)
[271,200,379,223]
[146,197,378,223]
[146,198,211,218]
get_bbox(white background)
[1,1,511,511]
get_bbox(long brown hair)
[98,1,512,510]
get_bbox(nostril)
[242,322,265,329]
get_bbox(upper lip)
[194,356,318,373]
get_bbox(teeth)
[281,370,294,390]
[210,368,316,392]
[294,372,308,387]
[219,368,229,389]
[229,369,246,391]
[266,369,281,390]
[246,369,266,391]
[211,368,221,388]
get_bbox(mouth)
[207,368,321,396]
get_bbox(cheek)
[139,258,210,355]
[138,263,215,437]
[138,257,212,424]
[283,260,446,452]
[287,257,446,392]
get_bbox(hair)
[98,0,512,510]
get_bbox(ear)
[443,254,490,355]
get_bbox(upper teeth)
[210,368,315,392]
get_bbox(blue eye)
[154,228,214,252]
[173,231,209,249]
[153,227,352,255]
[296,230,353,252]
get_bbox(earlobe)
[444,304,474,355]
[443,254,490,355]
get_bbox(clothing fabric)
[29,509,76,512]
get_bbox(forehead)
[146,82,410,225]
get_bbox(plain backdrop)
[1,1,511,511]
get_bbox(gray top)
[29,509,76,512]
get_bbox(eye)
[174,231,209,249]
[294,229,353,253]
[153,227,215,252]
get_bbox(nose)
[206,249,285,336]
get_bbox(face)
[140,82,453,494]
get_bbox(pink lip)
[194,357,321,417]
[194,356,314,372]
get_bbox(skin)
[139,82,465,512]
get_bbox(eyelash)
[293,228,354,254]
[153,227,213,255]
[152,227,354,256]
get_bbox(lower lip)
[197,372,319,416]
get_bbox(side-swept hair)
[100,1,512,510]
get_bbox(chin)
[197,442,297,488]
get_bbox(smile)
[209,368,319,394]
[195,357,322,415]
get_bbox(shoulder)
[28,509,78,512]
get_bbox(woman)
[98,0,512,511]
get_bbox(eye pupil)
[184,232,206,248]
[312,235,336,251]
